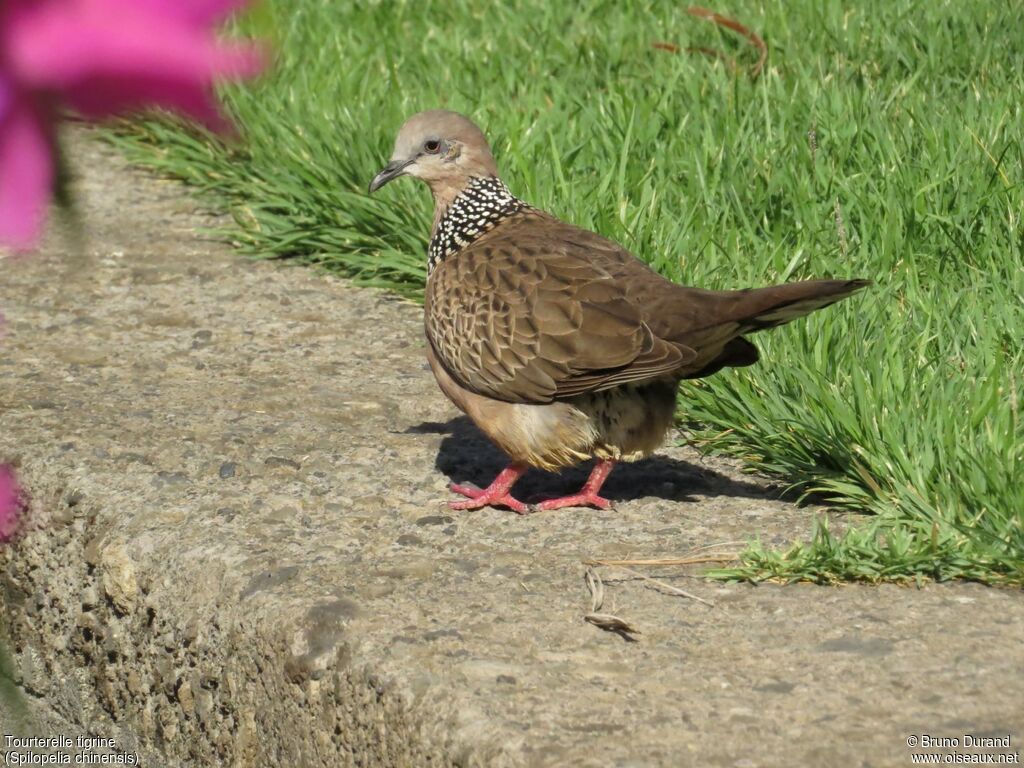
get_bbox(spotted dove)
[370,110,868,514]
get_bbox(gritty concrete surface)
[0,687,126,764]
[0,131,1022,767]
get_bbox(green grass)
[108,0,1024,584]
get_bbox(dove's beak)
[368,159,412,194]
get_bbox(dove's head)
[368,110,498,200]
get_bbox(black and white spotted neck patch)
[428,176,526,273]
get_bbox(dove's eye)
[423,139,441,154]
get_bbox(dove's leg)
[449,463,530,514]
[536,459,615,511]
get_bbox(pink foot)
[536,492,612,511]
[449,483,485,500]
[535,459,617,512]
[448,463,530,515]
[450,487,530,514]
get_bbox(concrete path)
[1,132,1021,767]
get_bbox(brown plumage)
[370,110,868,513]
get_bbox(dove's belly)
[568,380,679,462]
[427,346,677,471]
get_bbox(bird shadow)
[404,416,780,505]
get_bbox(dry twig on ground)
[653,6,768,79]
[583,567,641,640]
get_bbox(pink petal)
[0,77,12,122]
[62,39,264,130]
[68,75,232,131]
[128,0,253,27]
[0,93,53,251]
[8,0,263,130]
[0,464,22,542]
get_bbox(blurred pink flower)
[0,0,263,249]
[0,464,21,541]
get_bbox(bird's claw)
[449,482,531,514]
[535,493,613,511]
[449,482,484,500]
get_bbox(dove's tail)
[728,278,872,333]
[673,278,871,379]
